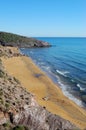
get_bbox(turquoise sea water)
[20,37,86,107]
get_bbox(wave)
[54,55,86,74]
[57,79,86,107]
[49,71,86,107]
[77,84,86,91]
[62,61,86,74]
[56,69,69,77]
[66,56,86,67]
[38,62,45,65]
[42,66,50,70]
[30,51,34,54]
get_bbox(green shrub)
[13,126,25,130]
[3,122,10,127]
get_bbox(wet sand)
[2,55,86,129]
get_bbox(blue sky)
[0,0,86,37]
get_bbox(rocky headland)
[0,32,50,48]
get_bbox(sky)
[0,0,86,37]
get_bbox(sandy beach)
[2,54,86,129]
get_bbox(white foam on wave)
[21,48,25,49]
[56,69,69,77]
[39,62,45,65]
[77,84,85,91]
[56,76,84,107]
[45,66,50,70]
[77,84,80,88]
[42,66,51,71]
[30,51,34,54]
[71,79,75,82]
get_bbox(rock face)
[0,46,77,130]
[0,32,51,48]
[0,45,21,58]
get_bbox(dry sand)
[2,55,86,129]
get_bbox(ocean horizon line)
[34,36,86,38]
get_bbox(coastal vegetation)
[0,32,50,48]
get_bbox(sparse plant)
[12,125,25,130]
[0,97,4,104]
[5,102,10,110]
[0,89,3,96]
[0,59,2,64]
[0,69,5,78]
[3,122,10,127]
[13,77,20,84]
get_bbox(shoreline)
[2,53,86,129]
[27,56,85,108]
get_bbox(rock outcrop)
[0,32,51,48]
[0,46,77,130]
[0,45,21,58]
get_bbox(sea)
[20,37,86,108]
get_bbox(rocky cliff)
[0,46,77,130]
[0,32,50,48]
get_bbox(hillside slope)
[0,46,76,130]
[0,32,50,48]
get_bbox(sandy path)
[2,56,86,129]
